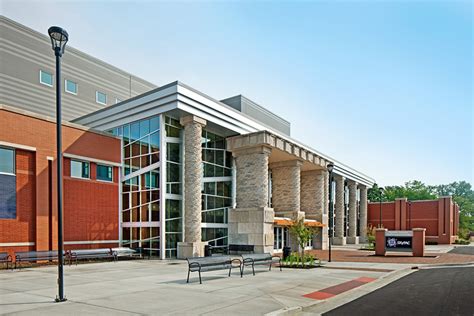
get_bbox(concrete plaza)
[0,259,407,315]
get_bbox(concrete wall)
[0,106,121,257]
[367,197,459,244]
[0,16,157,121]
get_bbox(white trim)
[63,153,121,167]
[64,79,78,95]
[0,172,15,176]
[47,156,54,161]
[0,141,36,152]
[123,161,161,181]
[39,70,53,87]
[202,176,233,183]
[201,223,228,229]
[0,242,35,246]
[64,240,119,245]
[96,91,107,105]
[122,222,161,228]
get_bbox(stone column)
[228,145,275,253]
[301,169,328,250]
[359,185,368,243]
[333,174,346,245]
[177,115,207,259]
[270,160,304,219]
[347,180,359,244]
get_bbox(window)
[70,160,90,179]
[97,164,113,182]
[0,147,15,175]
[39,70,53,87]
[65,79,78,94]
[96,91,107,105]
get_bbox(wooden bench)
[0,252,12,270]
[186,256,242,284]
[227,244,254,255]
[15,251,63,269]
[241,253,282,276]
[68,248,117,265]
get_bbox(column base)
[346,236,359,244]
[359,236,368,244]
[333,237,346,245]
[177,241,208,259]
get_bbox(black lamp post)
[327,163,334,262]
[378,186,384,228]
[48,26,68,303]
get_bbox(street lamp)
[378,186,384,228]
[48,26,68,303]
[327,163,334,262]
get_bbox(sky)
[2,0,473,186]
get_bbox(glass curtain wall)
[112,116,161,256]
[201,130,233,252]
[164,116,183,258]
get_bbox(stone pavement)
[0,259,400,315]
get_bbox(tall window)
[96,91,107,105]
[39,70,53,87]
[70,160,90,179]
[119,116,161,257]
[0,147,15,175]
[97,164,112,182]
[201,130,233,250]
[65,79,78,94]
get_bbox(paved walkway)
[0,260,395,315]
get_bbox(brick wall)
[0,107,121,256]
[368,197,459,244]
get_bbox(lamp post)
[48,26,68,303]
[378,186,384,228]
[327,163,334,262]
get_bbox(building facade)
[73,81,376,259]
[368,197,459,244]
[0,105,121,256]
[0,16,156,121]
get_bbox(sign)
[385,231,412,252]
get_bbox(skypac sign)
[385,231,413,252]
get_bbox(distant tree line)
[368,180,474,238]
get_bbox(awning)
[273,218,325,228]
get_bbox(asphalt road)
[324,266,474,316]
[449,246,474,255]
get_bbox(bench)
[68,248,117,265]
[186,256,242,284]
[112,247,141,259]
[0,252,12,270]
[241,253,282,276]
[15,251,63,269]
[227,244,254,255]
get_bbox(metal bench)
[241,253,282,276]
[112,247,141,259]
[227,244,254,255]
[68,248,117,265]
[15,250,63,269]
[0,252,12,270]
[186,256,242,284]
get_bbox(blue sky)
[3,0,472,186]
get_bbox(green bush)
[454,239,470,245]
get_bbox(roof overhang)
[73,81,375,187]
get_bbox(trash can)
[204,245,212,257]
[283,246,291,260]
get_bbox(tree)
[289,218,317,264]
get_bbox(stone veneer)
[270,160,303,218]
[333,174,346,245]
[177,115,207,259]
[229,145,275,253]
[359,186,368,243]
[347,180,359,244]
